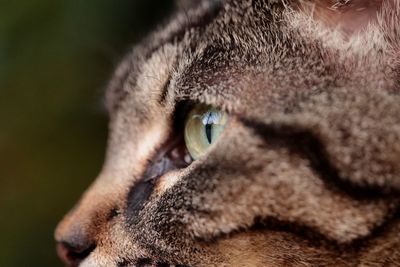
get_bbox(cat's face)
[55,1,400,266]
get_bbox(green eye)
[184,104,228,160]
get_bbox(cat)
[55,0,400,266]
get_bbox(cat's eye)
[184,104,228,160]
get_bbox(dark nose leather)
[56,240,96,267]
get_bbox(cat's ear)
[296,0,397,37]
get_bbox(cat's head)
[55,1,400,266]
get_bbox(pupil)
[203,112,214,144]
[205,123,212,144]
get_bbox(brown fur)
[55,0,400,266]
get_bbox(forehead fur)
[107,0,398,115]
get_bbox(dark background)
[0,1,173,266]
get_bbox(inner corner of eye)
[143,135,192,184]
[168,142,193,166]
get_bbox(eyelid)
[174,100,231,118]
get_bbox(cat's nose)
[56,237,96,267]
[55,180,121,266]
[55,212,97,266]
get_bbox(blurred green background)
[0,1,173,266]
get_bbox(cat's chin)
[78,252,182,267]
[77,253,117,267]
